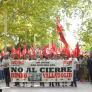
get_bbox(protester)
[2,54,11,87]
[69,55,78,87]
[0,56,4,81]
[87,51,92,83]
[78,55,84,81]
[0,43,83,88]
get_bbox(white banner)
[10,59,73,82]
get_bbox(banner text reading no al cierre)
[10,60,73,82]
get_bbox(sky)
[58,8,82,49]
[58,0,92,50]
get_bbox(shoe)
[6,84,10,87]
[75,85,77,87]
[69,84,73,87]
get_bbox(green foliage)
[0,0,79,48]
[80,19,92,51]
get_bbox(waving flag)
[39,48,43,58]
[29,46,36,59]
[11,47,16,54]
[57,48,61,55]
[11,47,16,58]
[56,16,68,48]
[22,43,28,56]
[43,44,51,58]
[51,42,57,55]
[73,43,80,58]
[62,46,70,58]
[16,44,21,59]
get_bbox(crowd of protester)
[0,43,92,87]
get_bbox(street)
[1,82,92,92]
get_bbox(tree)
[77,0,92,51]
[0,0,79,49]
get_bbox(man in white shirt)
[69,55,78,87]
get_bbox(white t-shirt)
[69,57,78,70]
[2,59,10,68]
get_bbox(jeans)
[70,70,77,87]
[0,70,5,80]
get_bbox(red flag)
[22,43,28,56]
[43,45,51,58]
[62,46,70,58]
[16,44,21,59]
[56,16,68,48]
[39,48,43,57]
[1,48,5,57]
[73,43,80,58]
[57,48,61,55]
[11,47,16,59]
[29,46,36,59]
[56,16,63,33]
[51,42,57,55]
[11,47,16,54]
[43,45,48,57]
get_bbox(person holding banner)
[69,55,78,87]
[0,56,4,81]
[2,54,11,87]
